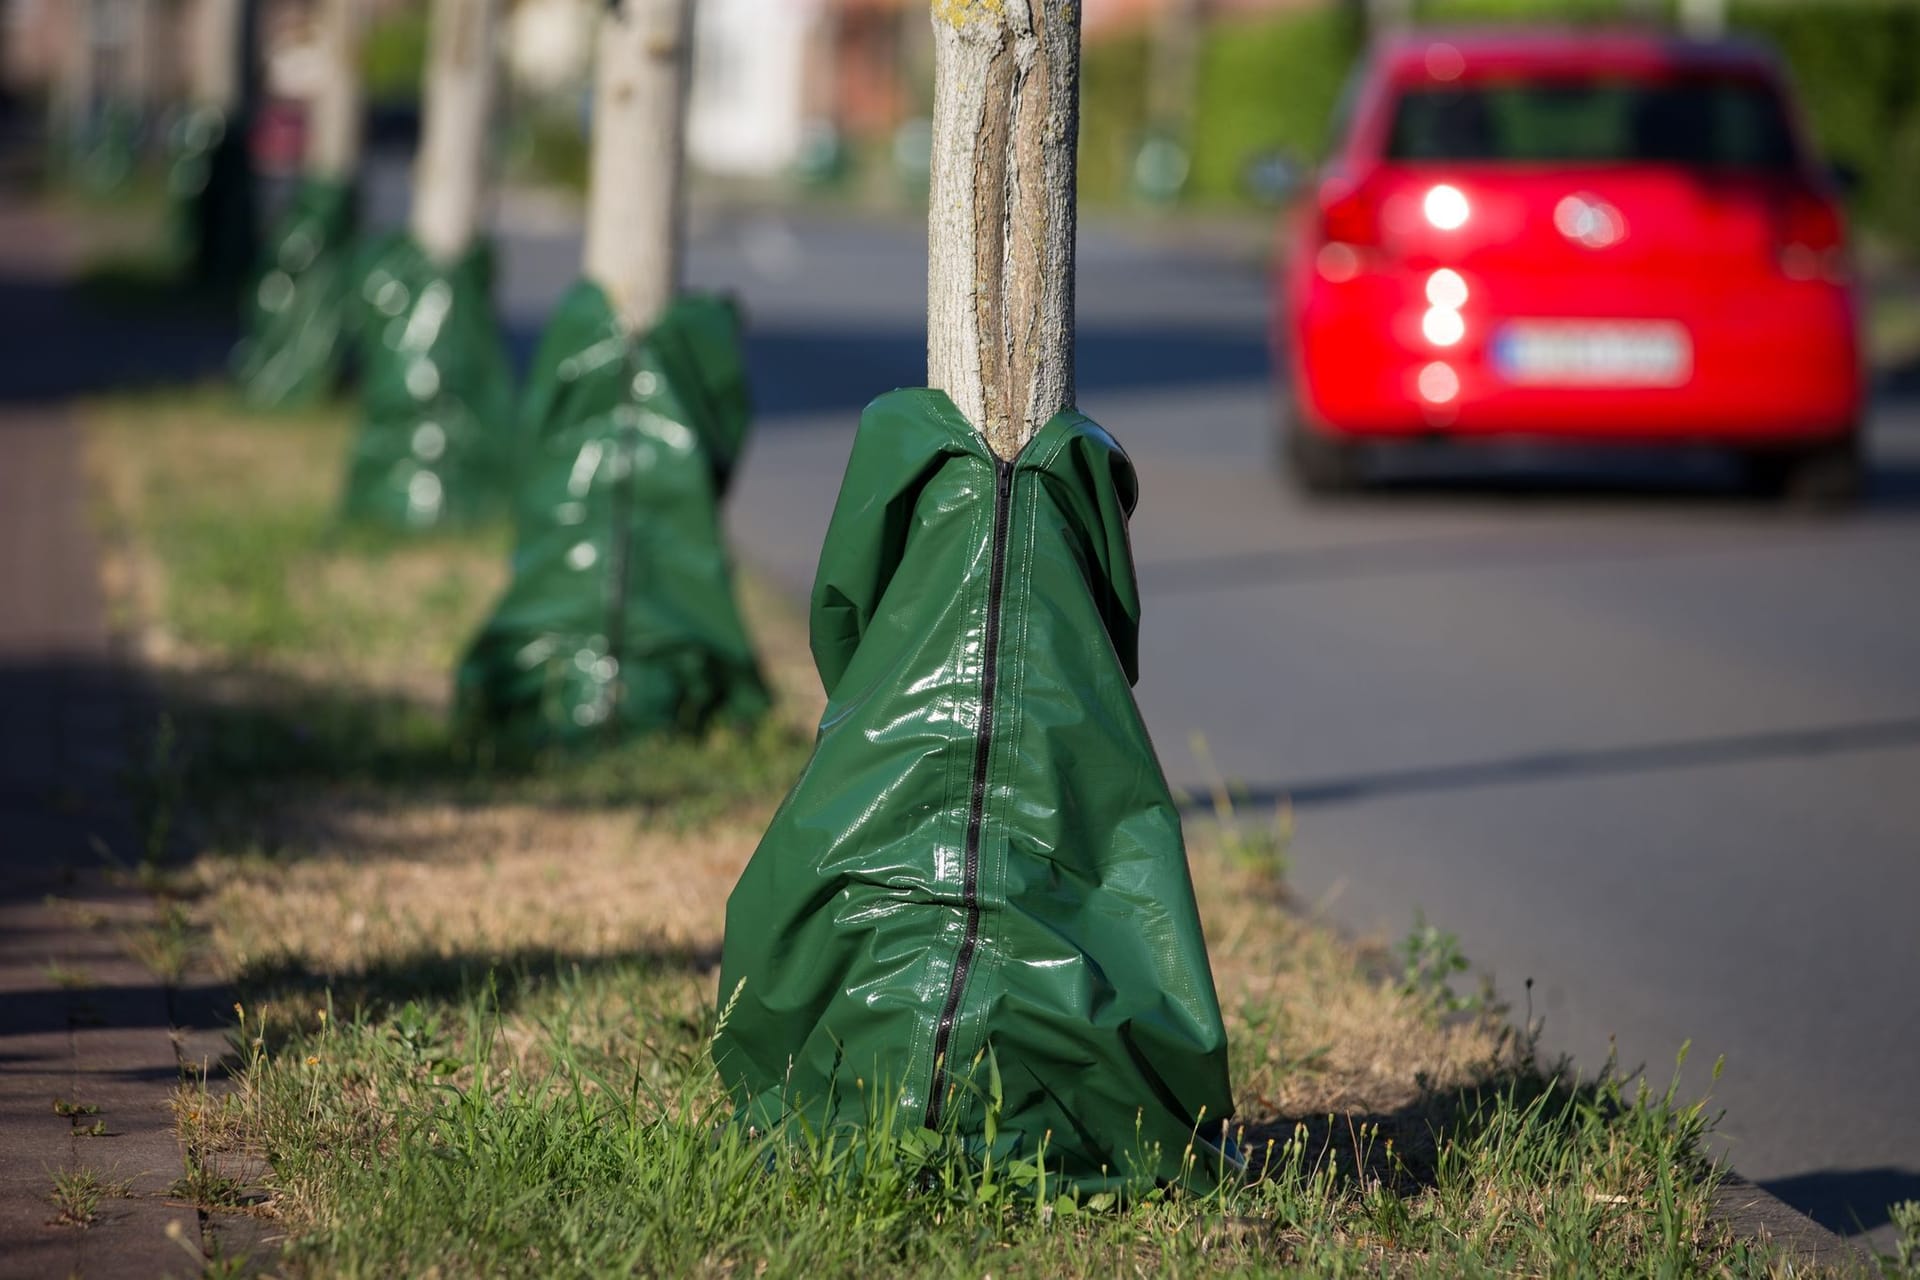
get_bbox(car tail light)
[1320,181,1382,248]
[1776,191,1846,282]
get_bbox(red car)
[1278,29,1862,499]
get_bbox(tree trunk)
[1147,0,1201,147]
[57,0,97,143]
[411,0,502,264]
[582,0,693,334]
[925,0,1081,461]
[1677,0,1727,38]
[188,0,244,112]
[1364,0,1413,38]
[305,0,364,182]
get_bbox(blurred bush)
[363,5,429,104]
[1188,5,1362,204]
[1079,32,1150,204]
[1735,2,1920,257]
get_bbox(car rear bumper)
[1288,272,1863,445]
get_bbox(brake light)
[1320,181,1381,247]
[1777,192,1846,282]
[1423,184,1471,231]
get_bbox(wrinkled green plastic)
[714,390,1235,1191]
[340,234,514,530]
[233,176,358,408]
[454,281,770,750]
[168,105,257,291]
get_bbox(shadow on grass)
[150,662,811,840]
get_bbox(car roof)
[1373,27,1784,81]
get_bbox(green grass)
[84,387,812,825]
[87,388,1855,1277]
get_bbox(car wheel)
[1744,437,1863,509]
[1283,415,1366,496]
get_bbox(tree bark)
[57,0,97,143]
[305,0,364,182]
[411,0,502,264]
[582,0,693,334]
[1147,0,1201,147]
[926,0,1081,461]
[1364,0,1413,38]
[188,0,244,112]
[1677,0,1727,37]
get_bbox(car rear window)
[1386,78,1799,169]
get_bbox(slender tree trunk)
[1364,0,1413,38]
[926,0,1081,460]
[188,0,244,113]
[305,0,364,182]
[1147,0,1201,145]
[58,0,98,144]
[121,0,161,113]
[1677,0,1727,37]
[411,0,502,264]
[582,0,693,333]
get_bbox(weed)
[1887,1199,1920,1278]
[1189,733,1290,890]
[44,961,96,989]
[1398,909,1481,1015]
[120,900,199,983]
[52,1098,100,1119]
[47,1167,128,1228]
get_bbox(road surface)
[471,184,1920,1245]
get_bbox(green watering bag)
[340,234,515,530]
[233,176,357,409]
[167,104,256,292]
[714,389,1236,1191]
[454,281,769,750]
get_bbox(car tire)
[1743,437,1864,509]
[1283,414,1366,496]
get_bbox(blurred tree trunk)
[926,0,1081,460]
[57,1,98,145]
[1678,0,1727,38]
[306,0,364,182]
[411,0,503,264]
[1147,0,1201,143]
[1363,0,1413,39]
[122,0,161,114]
[188,0,244,113]
[582,0,693,333]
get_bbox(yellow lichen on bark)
[931,0,1004,31]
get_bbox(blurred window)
[1387,79,1798,170]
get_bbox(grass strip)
[84,388,1875,1277]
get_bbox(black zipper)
[925,455,1015,1130]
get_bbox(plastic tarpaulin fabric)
[454,280,769,750]
[714,389,1235,1190]
[233,176,357,408]
[341,234,515,530]
[167,105,256,290]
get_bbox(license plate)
[1492,321,1692,387]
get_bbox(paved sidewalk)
[0,198,228,1278]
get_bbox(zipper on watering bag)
[925,454,1014,1130]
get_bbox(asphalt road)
[472,185,1920,1245]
